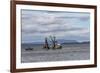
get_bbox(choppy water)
[21,43,90,63]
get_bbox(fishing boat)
[43,36,62,50]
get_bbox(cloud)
[21,9,90,43]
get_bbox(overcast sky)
[21,9,90,43]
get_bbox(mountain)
[57,39,78,44]
[31,42,44,44]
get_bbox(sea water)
[21,43,90,63]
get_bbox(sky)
[21,9,90,43]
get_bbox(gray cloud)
[21,9,90,43]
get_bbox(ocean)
[21,43,90,63]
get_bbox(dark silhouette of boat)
[25,47,33,51]
[43,36,62,50]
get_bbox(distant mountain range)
[57,39,77,44]
[22,39,90,44]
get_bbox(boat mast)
[44,37,50,49]
[50,36,56,49]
